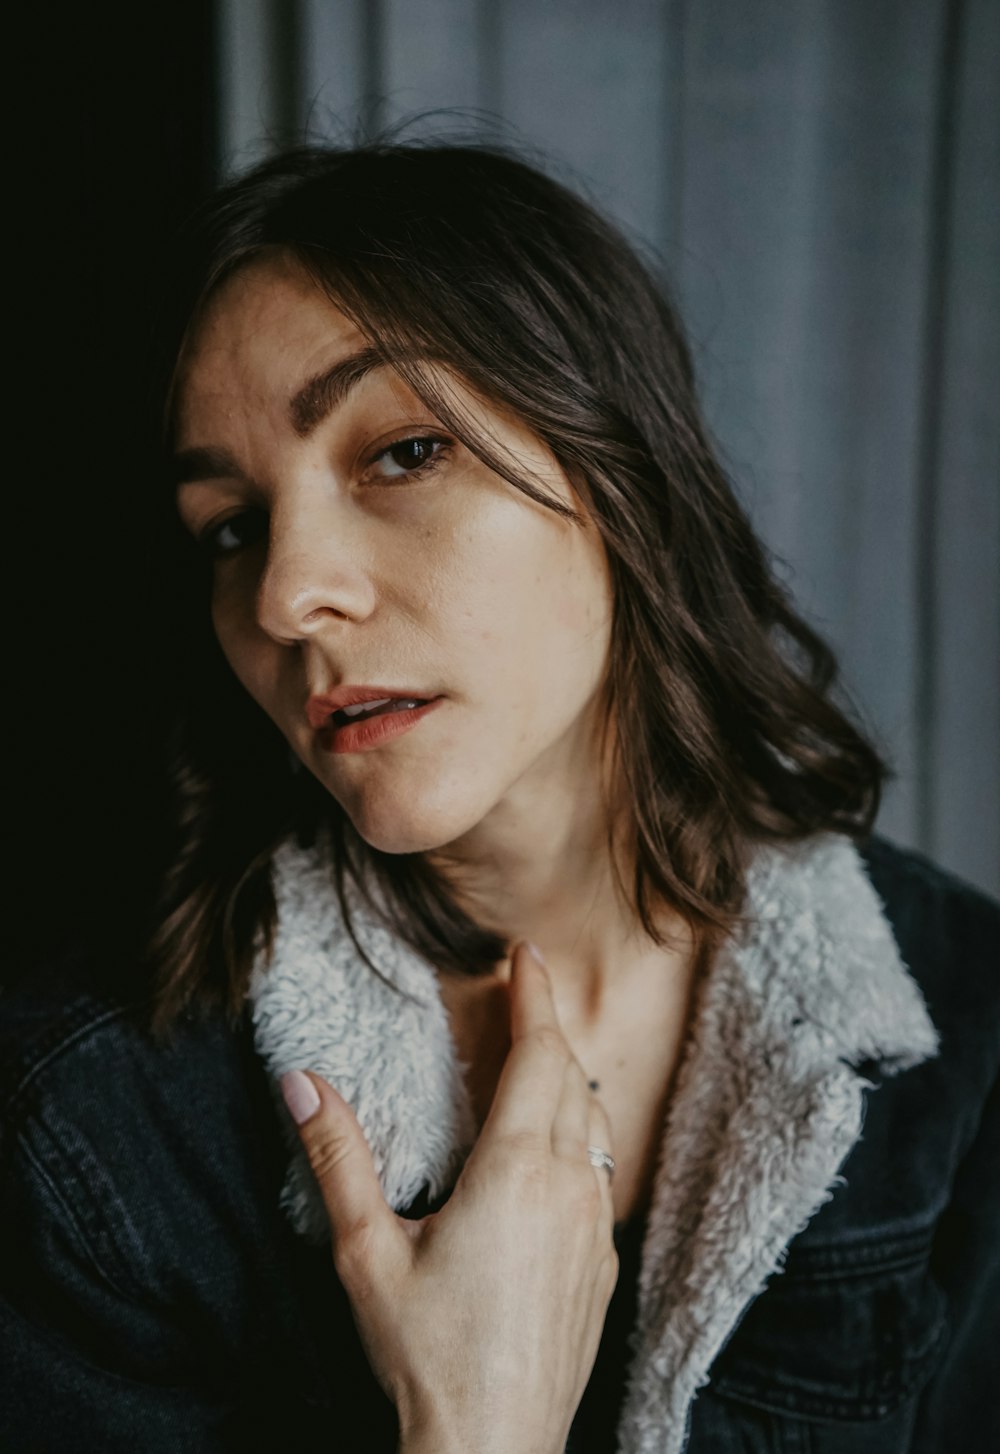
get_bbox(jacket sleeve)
[0,1120,247,1454]
[912,1066,1000,1451]
[0,1296,236,1454]
[0,1013,402,1454]
[859,837,1000,1449]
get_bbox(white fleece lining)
[247,832,939,1454]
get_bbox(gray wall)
[217,0,999,896]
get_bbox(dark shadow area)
[9,3,217,985]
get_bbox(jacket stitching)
[12,1127,139,1303]
[3,1000,148,1121]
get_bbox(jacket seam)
[2,998,150,1121]
[3,998,159,1304]
[10,1126,140,1303]
[782,1242,938,1283]
[712,1314,949,1423]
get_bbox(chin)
[328,772,493,857]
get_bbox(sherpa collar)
[247,832,939,1454]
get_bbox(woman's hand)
[279,941,619,1454]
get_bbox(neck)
[422,763,684,1030]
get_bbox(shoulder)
[0,948,268,1178]
[856,833,1000,1091]
[0,949,393,1447]
[859,831,1000,980]
[773,834,999,1270]
[725,831,999,1247]
[0,948,288,1337]
[703,839,1000,1443]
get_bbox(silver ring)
[587,1146,616,1178]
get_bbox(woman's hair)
[146,137,888,1038]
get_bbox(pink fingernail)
[280,1070,321,1125]
[526,941,546,965]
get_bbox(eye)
[368,435,450,480]
[198,508,268,558]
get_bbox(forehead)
[173,253,370,431]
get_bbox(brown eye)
[199,508,268,558]
[370,435,449,480]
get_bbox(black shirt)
[567,1212,646,1451]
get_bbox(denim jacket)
[1,833,998,1453]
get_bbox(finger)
[479,943,572,1143]
[280,1070,405,1272]
[550,1050,592,1158]
[586,1093,617,1223]
[508,939,559,1043]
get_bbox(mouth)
[305,687,438,731]
[316,695,445,755]
[329,696,430,727]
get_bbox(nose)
[255,492,376,645]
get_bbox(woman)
[1,141,997,1453]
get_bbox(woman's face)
[173,252,615,856]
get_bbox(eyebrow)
[172,444,242,486]
[171,345,397,486]
[289,344,389,436]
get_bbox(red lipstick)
[306,686,444,755]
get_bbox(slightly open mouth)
[331,698,430,727]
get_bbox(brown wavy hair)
[146,139,888,1039]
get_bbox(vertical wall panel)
[380,0,484,124]
[300,0,375,137]
[219,0,300,171]
[496,0,671,250]
[672,1,946,850]
[927,0,1000,892]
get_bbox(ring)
[587,1146,616,1178]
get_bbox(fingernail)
[525,940,546,965]
[280,1070,321,1125]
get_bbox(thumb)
[279,1070,404,1273]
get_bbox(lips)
[306,686,436,731]
[332,697,424,725]
[317,695,444,754]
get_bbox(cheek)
[443,502,610,660]
[210,575,274,702]
[533,542,613,647]
[552,585,601,635]
[453,552,610,704]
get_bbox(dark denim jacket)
[1,836,998,1453]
